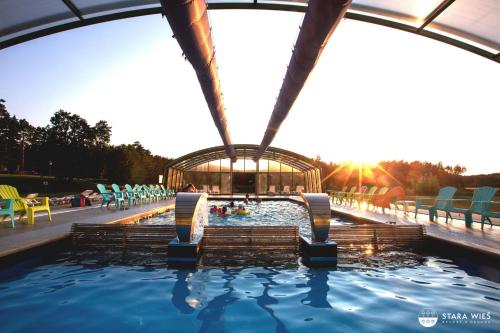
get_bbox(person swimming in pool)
[210,204,218,214]
[218,206,230,218]
[244,193,250,204]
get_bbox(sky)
[0,10,499,175]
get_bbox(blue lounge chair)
[97,184,113,207]
[124,184,138,207]
[111,184,126,209]
[438,186,497,227]
[480,201,499,229]
[414,186,457,221]
[0,198,15,228]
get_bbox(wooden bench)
[202,226,299,251]
[329,224,425,251]
[71,224,177,252]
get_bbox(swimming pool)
[141,200,351,238]
[0,254,498,333]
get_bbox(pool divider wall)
[300,193,337,266]
[168,192,208,267]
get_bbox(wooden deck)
[330,202,500,257]
[0,200,175,258]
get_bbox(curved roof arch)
[0,1,498,63]
[168,144,319,172]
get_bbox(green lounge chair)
[415,186,457,221]
[159,185,168,199]
[139,184,153,203]
[124,184,138,207]
[0,185,52,225]
[337,186,356,205]
[480,201,499,229]
[150,184,162,201]
[134,185,148,204]
[157,185,168,200]
[331,186,347,203]
[0,198,15,228]
[110,184,126,209]
[357,186,378,208]
[438,186,497,227]
[143,184,156,202]
[96,184,113,207]
[162,185,175,198]
[352,186,368,207]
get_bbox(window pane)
[221,173,231,194]
[233,159,245,172]
[209,160,220,172]
[245,159,256,172]
[269,160,280,172]
[259,159,269,172]
[281,173,292,193]
[220,158,231,172]
[257,173,267,194]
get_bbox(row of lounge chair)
[196,184,305,195]
[331,185,405,214]
[96,184,175,209]
[331,185,498,229]
[413,186,498,229]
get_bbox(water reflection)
[171,267,335,332]
[298,268,332,309]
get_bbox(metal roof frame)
[0,1,498,63]
[167,144,319,172]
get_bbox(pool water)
[0,255,498,333]
[142,200,351,238]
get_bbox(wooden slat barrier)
[329,224,425,251]
[71,224,177,252]
[202,226,299,251]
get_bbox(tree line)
[315,157,499,196]
[0,99,170,184]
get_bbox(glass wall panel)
[220,158,231,172]
[281,163,293,172]
[221,173,231,194]
[269,172,281,192]
[184,171,207,188]
[232,159,245,172]
[196,163,208,172]
[208,173,220,189]
[208,160,220,172]
[257,173,268,194]
[259,159,269,172]
[281,173,292,193]
[269,160,280,172]
[245,159,256,172]
[293,172,305,187]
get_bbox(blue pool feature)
[0,256,498,333]
[142,200,351,238]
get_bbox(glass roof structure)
[168,144,319,172]
[0,0,499,63]
[166,144,323,193]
